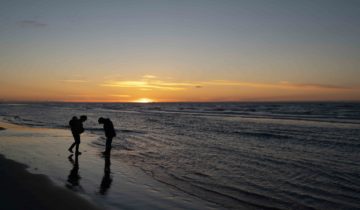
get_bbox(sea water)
[1,102,359,209]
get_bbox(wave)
[1,102,360,209]
[4,116,48,127]
[233,131,291,139]
[132,108,360,125]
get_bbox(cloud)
[202,80,268,88]
[278,81,350,90]
[102,79,199,91]
[142,75,157,79]
[203,80,351,90]
[17,20,47,28]
[103,74,125,80]
[101,76,351,92]
[109,94,130,98]
[60,79,88,83]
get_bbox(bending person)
[98,117,116,155]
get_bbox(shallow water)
[0,122,220,210]
[1,102,360,209]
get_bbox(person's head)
[72,116,78,120]
[98,117,105,124]
[80,115,87,122]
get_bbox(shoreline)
[0,121,222,210]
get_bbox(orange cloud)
[278,81,350,90]
[101,76,351,92]
[101,76,200,91]
[60,79,89,83]
[142,75,157,79]
[204,80,350,90]
[109,94,131,98]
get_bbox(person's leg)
[75,135,81,154]
[105,137,113,154]
[68,142,76,153]
[68,134,78,153]
[75,143,80,154]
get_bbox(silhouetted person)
[99,155,112,195]
[68,115,87,154]
[66,153,82,191]
[98,117,116,155]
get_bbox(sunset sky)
[1,0,359,102]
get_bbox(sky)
[0,0,359,102]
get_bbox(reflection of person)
[98,117,116,155]
[99,155,112,195]
[68,115,87,154]
[66,154,81,190]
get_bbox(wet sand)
[0,154,100,210]
[0,121,221,210]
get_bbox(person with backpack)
[68,115,87,154]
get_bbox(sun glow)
[133,98,154,103]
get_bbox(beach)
[0,121,221,210]
[0,154,100,210]
[0,102,360,209]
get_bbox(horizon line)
[1,100,360,104]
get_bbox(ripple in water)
[1,102,360,209]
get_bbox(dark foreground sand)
[0,154,100,210]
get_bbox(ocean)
[1,102,360,209]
